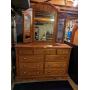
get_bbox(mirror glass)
[34,11,55,41]
[64,19,75,42]
[24,15,30,31]
[23,8,32,42]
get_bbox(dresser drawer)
[19,48,33,55]
[34,49,56,55]
[44,49,56,55]
[20,63,43,70]
[34,49,44,55]
[57,49,70,55]
[45,62,67,69]
[45,69,66,76]
[45,55,68,62]
[19,55,44,62]
[20,70,43,76]
[19,62,43,76]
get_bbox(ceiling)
[11,0,78,16]
[30,0,78,7]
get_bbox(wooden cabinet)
[15,44,71,81]
[15,2,72,82]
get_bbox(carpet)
[13,80,73,90]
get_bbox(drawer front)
[44,49,56,55]
[45,55,68,62]
[57,49,70,55]
[19,63,43,76]
[20,63,43,70]
[45,62,67,69]
[19,48,33,55]
[20,70,43,76]
[34,49,56,55]
[34,49,44,55]
[45,69,66,76]
[19,55,44,62]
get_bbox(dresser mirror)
[34,11,55,41]
[32,2,58,43]
[64,17,77,42]
[23,8,32,43]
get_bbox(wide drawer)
[45,62,67,69]
[57,49,70,55]
[34,49,56,55]
[19,63,43,76]
[18,48,33,55]
[45,69,67,76]
[20,70,43,76]
[19,55,44,62]
[19,62,43,70]
[45,55,68,62]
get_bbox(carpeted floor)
[13,80,73,90]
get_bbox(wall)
[73,29,78,45]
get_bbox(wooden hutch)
[15,2,72,82]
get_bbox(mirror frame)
[32,2,59,44]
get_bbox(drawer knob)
[24,58,27,60]
[23,72,26,74]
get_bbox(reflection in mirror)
[24,15,31,39]
[34,11,55,41]
[64,19,75,42]
[57,18,65,43]
[23,8,32,43]
[24,15,30,32]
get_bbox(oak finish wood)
[15,2,72,82]
[15,43,71,81]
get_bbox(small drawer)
[45,62,67,69]
[34,49,56,55]
[34,49,44,55]
[19,48,33,55]
[45,55,68,62]
[44,49,56,55]
[19,55,44,62]
[57,49,70,55]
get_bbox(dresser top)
[15,43,72,48]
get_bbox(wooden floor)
[12,77,78,90]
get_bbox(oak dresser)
[15,43,72,81]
